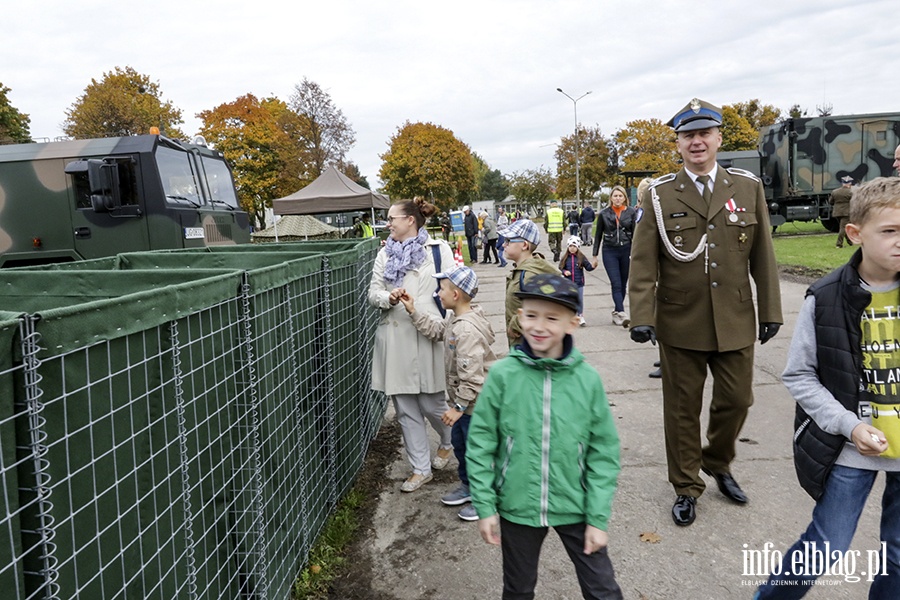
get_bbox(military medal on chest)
[725,198,745,223]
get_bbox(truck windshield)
[201,156,240,209]
[157,146,203,206]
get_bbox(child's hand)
[583,525,609,554]
[590,257,599,269]
[441,408,462,427]
[851,423,887,456]
[563,270,571,277]
[478,514,501,546]
[398,292,415,313]
[388,288,406,306]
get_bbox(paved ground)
[358,237,883,599]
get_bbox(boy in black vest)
[756,177,900,598]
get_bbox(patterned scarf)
[383,227,428,287]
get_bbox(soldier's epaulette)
[725,167,760,183]
[649,173,676,188]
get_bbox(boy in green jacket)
[467,273,623,599]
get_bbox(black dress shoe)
[702,468,748,504]
[649,368,662,378]
[654,360,661,367]
[672,495,696,526]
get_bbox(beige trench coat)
[368,236,455,396]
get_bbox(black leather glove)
[759,322,781,345]
[630,325,656,345]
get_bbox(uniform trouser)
[581,222,593,245]
[836,217,849,246]
[659,342,755,498]
[392,393,452,475]
[548,231,563,259]
[499,518,623,600]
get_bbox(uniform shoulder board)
[649,173,676,188]
[726,167,760,183]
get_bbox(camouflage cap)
[514,273,580,313]
[667,98,723,132]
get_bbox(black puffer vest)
[794,250,870,500]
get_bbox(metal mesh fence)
[0,239,384,599]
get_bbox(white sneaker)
[578,316,586,327]
[612,311,625,326]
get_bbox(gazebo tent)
[272,165,390,215]
[251,215,340,242]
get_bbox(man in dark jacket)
[579,202,595,245]
[567,207,580,236]
[463,206,479,263]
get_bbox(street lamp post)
[556,88,591,205]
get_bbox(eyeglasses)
[387,215,412,223]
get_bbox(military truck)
[717,112,900,230]
[0,134,251,267]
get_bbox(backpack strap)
[431,245,447,318]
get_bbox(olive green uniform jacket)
[829,186,852,219]
[629,168,783,352]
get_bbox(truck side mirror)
[65,159,122,213]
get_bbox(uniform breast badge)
[725,198,745,223]
[673,235,684,248]
[739,232,748,244]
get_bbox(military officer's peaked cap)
[667,98,723,132]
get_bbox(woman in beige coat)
[369,198,455,492]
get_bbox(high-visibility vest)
[546,207,565,233]
[360,222,374,238]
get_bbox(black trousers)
[499,517,623,600]
[483,239,499,262]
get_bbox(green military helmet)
[667,98,723,132]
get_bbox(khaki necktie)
[696,175,712,203]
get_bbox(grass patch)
[771,229,853,279]
[292,488,365,599]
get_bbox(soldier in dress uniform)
[628,98,783,527]
[893,143,900,175]
[829,175,853,248]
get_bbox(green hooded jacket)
[466,338,621,530]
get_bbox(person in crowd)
[580,201,596,246]
[499,219,558,349]
[829,175,854,248]
[544,200,566,262]
[634,178,662,379]
[399,266,496,522]
[567,205,581,236]
[440,212,452,242]
[628,98,783,526]
[467,273,623,600]
[368,198,455,492]
[559,235,595,327]
[893,143,900,174]
[481,211,500,264]
[464,205,479,263]
[756,177,900,599]
[352,212,375,238]
[496,208,509,268]
[591,186,636,327]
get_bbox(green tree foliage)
[729,99,781,129]
[614,118,680,176]
[341,162,369,189]
[378,121,477,212]
[789,104,808,119]
[287,78,356,179]
[507,167,555,215]
[0,83,31,143]
[720,106,759,151]
[555,124,614,200]
[480,168,510,202]
[198,94,302,228]
[63,66,185,139]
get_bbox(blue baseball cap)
[434,266,479,298]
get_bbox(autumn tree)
[378,121,477,212]
[720,106,759,151]
[729,99,781,129]
[198,94,302,228]
[340,162,369,189]
[789,104,808,119]
[0,83,31,143]
[507,167,555,215]
[287,78,356,179]
[614,118,680,175]
[63,66,185,139]
[555,124,615,200]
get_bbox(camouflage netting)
[0,239,384,600]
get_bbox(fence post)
[322,256,337,509]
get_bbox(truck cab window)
[157,146,202,206]
[70,158,138,209]
[201,156,240,209]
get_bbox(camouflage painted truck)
[0,133,251,267]
[717,112,900,231]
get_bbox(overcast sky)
[3,0,896,188]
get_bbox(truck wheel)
[820,218,839,233]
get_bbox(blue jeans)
[601,244,631,313]
[451,413,471,487]
[497,235,507,266]
[757,465,900,599]
[577,285,584,315]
